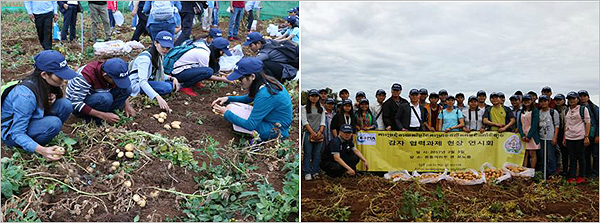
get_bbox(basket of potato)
[480,162,511,183]
[412,169,448,184]
[448,169,484,185]
[384,170,413,182]
[502,162,535,178]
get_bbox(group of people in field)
[303,84,599,184]
[2,2,299,163]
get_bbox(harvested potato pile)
[420,173,440,179]
[450,171,479,180]
[483,169,504,180]
[507,166,527,173]
[152,112,168,123]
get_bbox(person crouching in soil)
[320,124,369,177]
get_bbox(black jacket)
[395,103,429,130]
[58,1,82,14]
[331,112,357,134]
[381,97,409,130]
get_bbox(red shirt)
[82,61,116,91]
[232,1,245,8]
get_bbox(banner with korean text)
[355,131,525,172]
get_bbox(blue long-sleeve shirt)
[224,84,293,141]
[1,86,45,153]
[24,1,57,15]
[143,1,182,27]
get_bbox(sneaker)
[227,36,234,41]
[567,178,576,183]
[313,173,320,179]
[195,82,205,88]
[576,177,586,184]
[304,174,312,181]
[180,87,197,96]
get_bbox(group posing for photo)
[302,84,598,185]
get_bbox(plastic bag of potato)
[447,169,485,185]
[412,169,448,184]
[502,162,535,178]
[384,170,413,182]
[480,162,511,184]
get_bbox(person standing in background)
[24,1,58,50]
[228,1,245,41]
[518,94,541,169]
[419,88,428,106]
[175,1,201,46]
[107,1,117,33]
[538,95,560,177]
[245,1,260,33]
[210,1,219,27]
[88,1,111,42]
[58,1,81,43]
[370,89,386,130]
[130,1,149,42]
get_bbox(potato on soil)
[124,143,135,152]
[125,151,134,158]
[133,194,141,202]
[123,180,132,188]
[117,152,124,158]
[164,124,172,130]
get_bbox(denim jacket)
[1,85,44,153]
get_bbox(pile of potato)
[116,143,135,159]
[225,91,238,96]
[152,112,168,123]
[507,166,527,173]
[483,168,504,180]
[420,173,440,179]
[132,194,146,207]
[449,171,479,181]
[164,121,181,130]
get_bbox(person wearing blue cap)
[538,95,560,177]
[319,89,328,106]
[66,58,134,124]
[577,90,599,177]
[1,50,76,161]
[331,99,357,138]
[518,94,541,169]
[206,28,223,44]
[541,86,556,109]
[320,124,369,177]
[164,36,233,97]
[563,92,592,183]
[355,99,377,131]
[483,92,515,133]
[456,93,465,111]
[244,32,299,81]
[273,16,300,45]
[438,89,449,109]
[354,91,366,111]
[437,96,464,132]
[419,88,428,106]
[554,93,569,176]
[425,92,441,131]
[142,1,182,41]
[323,98,337,146]
[302,89,326,181]
[381,83,408,131]
[396,89,430,131]
[227,1,245,41]
[129,31,181,112]
[211,58,293,141]
[477,90,491,110]
[509,95,522,133]
[462,95,485,133]
[245,1,261,32]
[371,89,387,130]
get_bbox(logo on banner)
[357,133,376,145]
[503,135,523,154]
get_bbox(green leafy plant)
[1,156,26,198]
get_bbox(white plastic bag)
[219,44,244,71]
[125,41,145,50]
[502,162,535,178]
[412,169,448,184]
[93,40,131,56]
[250,20,257,31]
[447,169,485,185]
[384,170,413,182]
[480,162,511,184]
[113,10,124,26]
[266,24,283,37]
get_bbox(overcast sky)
[300,1,600,105]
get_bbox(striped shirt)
[66,61,115,115]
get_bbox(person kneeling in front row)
[320,124,369,177]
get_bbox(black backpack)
[267,40,299,69]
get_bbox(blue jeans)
[173,67,214,88]
[303,133,323,175]
[147,22,176,41]
[108,10,115,28]
[538,140,557,176]
[4,98,73,148]
[212,8,219,26]
[228,7,243,37]
[131,15,137,28]
[148,81,173,95]
[75,87,131,117]
[61,5,78,41]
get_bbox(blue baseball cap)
[208,28,222,38]
[539,95,550,101]
[509,95,520,101]
[212,37,232,56]
[359,98,369,104]
[342,99,352,106]
[409,89,419,95]
[555,94,565,100]
[226,58,263,81]
[376,89,386,95]
[325,98,335,104]
[542,86,552,92]
[243,32,264,46]
[438,89,448,95]
[101,58,130,88]
[578,90,589,96]
[391,83,402,91]
[468,95,478,102]
[285,16,297,26]
[522,94,533,101]
[308,89,319,96]
[34,50,77,80]
[340,124,353,133]
[287,7,297,13]
[497,92,505,98]
[155,31,174,48]
[567,91,578,99]
[356,91,366,97]
[419,88,428,94]
[477,90,486,96]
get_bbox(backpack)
[266,40,299,69]
[162,41,209,75]
[566,105,595,137]
[1,80,38,104]
[150,1,174,21]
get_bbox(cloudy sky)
[300,1,599,105]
